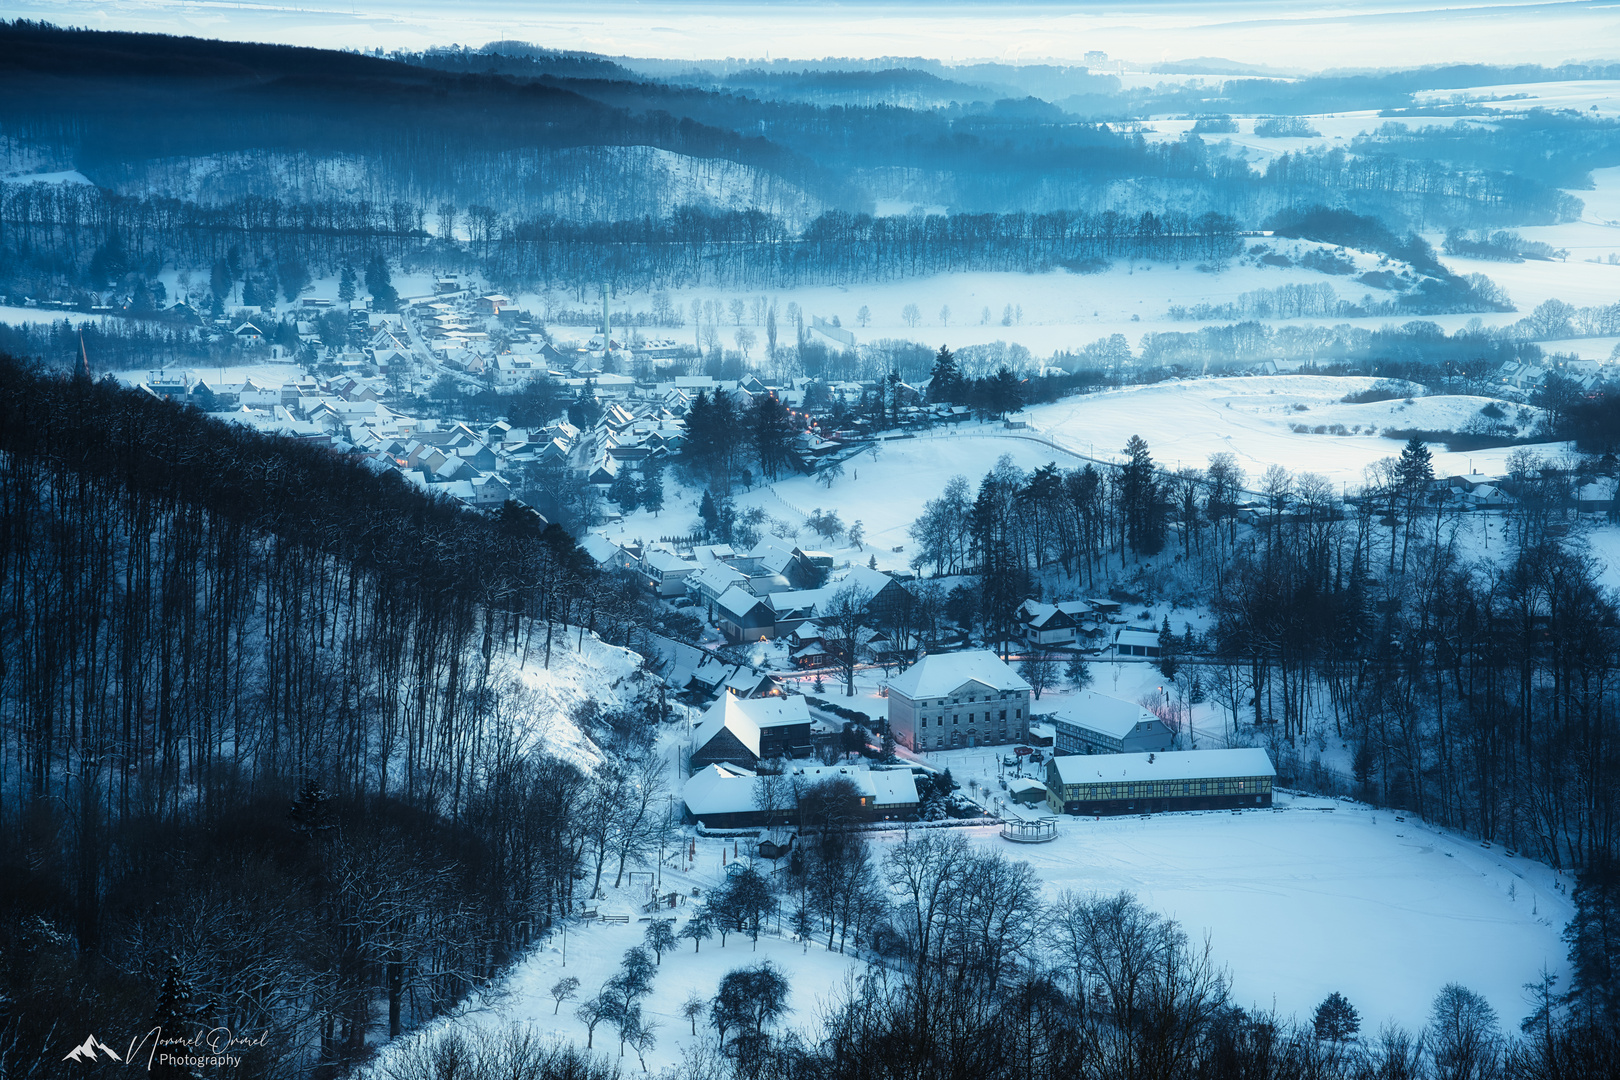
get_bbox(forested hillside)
[0,22,1596,229]
[0,355,660,1077]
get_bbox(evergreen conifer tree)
[149,959,199,1080]
[927,346,961,404]
[1313,991,1361,1041]
[641,465,665,517]
[699,491,719,536]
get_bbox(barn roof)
[692,694,811,759]
[1053,691,1162,740]
[1050,748,1275,785]
[682,763,761,817]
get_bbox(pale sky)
[10,0,1620,71]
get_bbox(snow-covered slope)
[92,145,822,226]
[488,628,651,771]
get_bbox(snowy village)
[5,5,1620,1079]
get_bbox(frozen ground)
[548,250,1517,365]
[1024,375,1564,486]
[368,846,863,1076]
[1138,111,1480,167]
[605,426,1066,559]
[108,361,306,388]
[1437,165,1620,314]
[736,432,1077,554]
[1414,79,1620,117]
[0,169,93,186]
[904,795,1568,1031]
[0,304,131,328]
[490,628,654,771]
[369,778,1570,1075]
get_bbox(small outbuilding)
[1051,691,1174,755]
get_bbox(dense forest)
[0,355,680,1077]
[0,178,1522,313]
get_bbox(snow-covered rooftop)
[1053,690,1160,740]
[836,564,896,596]
[1050,748,1276,785]
[691,694,811,758]
[642,549,694,574]
[715,585,768,621]
[577,532,623,566]
[884,649,1031,701]
[682,763,761,817]
[792,763,918,806]
[692,562,749,594]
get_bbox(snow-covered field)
[559,253,1482,364]
[733,432,1078,553]
[1138,111,1480,166]
[371,788,1570,1074]
[0,304,128,328]
[1026,375,1562,486]
[0,169,93,186]
[956,796,1569,1030]
[1438,165,1620,312]
[1414,79,1620,117]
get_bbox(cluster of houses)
[406,283,679,381]
[680,646,1276,829]
[1423,470,1619,515]
[680,691,926,828]
[135,368,538,510]
[583,531,923,651]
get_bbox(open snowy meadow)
[369,788,1571,1075]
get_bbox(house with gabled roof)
[1017,600,1079,646]
[690,694,814,769]
[1017,598,1101,648]
[715,586,776,644]
[639,547,697,597]
[689,562,752,607]
[1052,690,1174,755]
[682,760,918,828]
[789,625,830,668]
[682,764,783,830]
[885,649,1032,752]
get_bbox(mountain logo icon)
[62,1035,122,1063]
